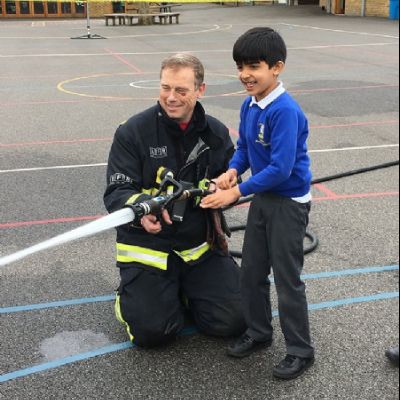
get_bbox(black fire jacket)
[104,102,234,254]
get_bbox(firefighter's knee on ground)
[193,299,246,338]
[132,327,175,348]
[131,319,184,348]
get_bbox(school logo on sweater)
[256,123,270,148]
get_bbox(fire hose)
[226,160,399,258]
[0,160,398,267]
[0,177,211,267]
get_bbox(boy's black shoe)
[227,334,272,358]
[273,355,315,380]
[386,347,399,366]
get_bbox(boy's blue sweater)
[229,92,312,198]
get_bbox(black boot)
[227,334,272,358]
[273,354,315,380]
[386,347,399,366]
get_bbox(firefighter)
[104,54,246,348]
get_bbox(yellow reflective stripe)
[115,293,135,342]
[156,166,167,184]
[116,243,169,270]
[198,179,210,191]
[176,242,210,263]
[125,193,143,205]
[126,188,159,204]
[156,167,174,186]
[196,179,210,205]
[142,188,159,196]
[115,293,125,324]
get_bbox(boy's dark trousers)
[241,192,315,359]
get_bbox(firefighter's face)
[160,67,205,123]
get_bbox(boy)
[201,27,315,380]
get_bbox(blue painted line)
[1,291,398,384]
[301,265,399,281]
[1,265,398,315]
[0,341,133,384]
[0,295,115,314]
[0,324,198,383]
[307,291,399,312]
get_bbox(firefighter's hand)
[200,186,242,209]
[141,210,172,234]
[215,169,238,190]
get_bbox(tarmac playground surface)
[0,4,399,399]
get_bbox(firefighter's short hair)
[161,53,205,89]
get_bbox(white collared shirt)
[249,81,312,204]
[249,81,286,110]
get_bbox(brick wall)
[90,2,114,17]
[344,0,361,15]
[320,0,390,17]
[365,0,389,17]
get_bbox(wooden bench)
[105,12,180,26]
[157,12,180,24]
[124,13,159,25]
[104,13,127,26]
[158,3,182,13]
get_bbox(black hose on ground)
[226,160,399,258]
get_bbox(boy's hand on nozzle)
[215,169,238,190]
[200,186,242,209]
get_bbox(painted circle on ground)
[58,72,245,100]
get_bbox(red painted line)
[314,184,339,198]
[310,120,399,130]
[0,137,111,148]
[0,98,129,107]
[290,84,399,95]
[229,83,399,97]
[235,191,399,209]
[5,119,394,149]
[5,120,395,149]
[229,128,239,137]
[0,215,104,229]
[1,192,398,230]
[229,120,399,138]
[105,48,143,74]
[313,191,399,202]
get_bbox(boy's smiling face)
[237,60,284,102]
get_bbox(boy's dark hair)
[233,27,287,68]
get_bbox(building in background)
[0,1,115,18]
[1,0,398,18]
[319,0,399,18]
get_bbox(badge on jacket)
[150,146,168,159]
[255,123,270,148]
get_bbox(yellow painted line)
[57,71,245,100]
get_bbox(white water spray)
[0,208,135,267]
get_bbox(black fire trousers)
[116,252,246,348]
[241,192,315,359]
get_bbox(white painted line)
[0,163,107,174]
[0,24,231,41]
[310,144,399,154]
[0,42,398,58]
[0,145,398,174]
[280,23,400,39]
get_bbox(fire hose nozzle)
[180,189,213,200]
[125,195,172,224]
